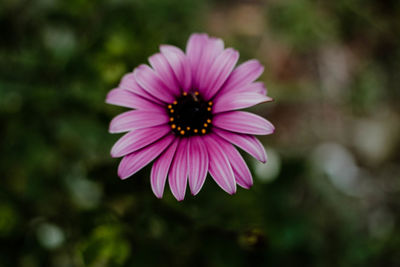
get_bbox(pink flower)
[106,33,274,200]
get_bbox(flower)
[106,33,274,201]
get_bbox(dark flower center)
[167,91,213,136]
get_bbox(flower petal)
[134,64,176,103]
[214,111,275,135]
[213,91,272,113]
[168,138,189,201]
[204,134,236,194]
[214,135,253,189]
[213,128,267,163]
[150,138,179,198]
[202,48,239,100]
[118,134,175,179]
[186,34,224,90]
[219,59,264,94]
[111,125,170,158]
[187,137,209,196]
[246,82,268,96]
[106,88,161,110]
[109,110,169,133]
[160,45,192,92]
[149,53,180,96]
[221,82,268,96]
[196,38,225,93]
[118,72,160,103]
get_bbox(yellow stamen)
[203,123,208,127]
[171,124,176,129]
[183,92,188,96]
[201,129,206,134]
[195,91,199,96]
[170,109,174,113]
[207,119,211,123]
[186,126,191,130]
[177,126,181,131]
[194,129,198,133]
[167,104,172,109]
[207,107,211,111]
[208,101,213,106]
[173,100,178,105]
[170,117,174,122]
[180,130,185,135]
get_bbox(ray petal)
[118,134,175,179]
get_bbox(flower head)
[106,33,274,200]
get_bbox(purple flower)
[106,33,274,200]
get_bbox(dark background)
[1,0,400,266]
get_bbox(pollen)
[167,92,213,137]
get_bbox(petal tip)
[190,188,200,196]
[241,182,253,189]
[152,187,164,199]
[118,171,130,180]
[108,125,117,134]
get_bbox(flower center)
[167,91,213,136]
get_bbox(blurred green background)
[1,0,400,266]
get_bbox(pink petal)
[186,33,209,89]
[221,82,268,96]
[168,138,189,201]
[111,125,170,158]
[187,137,209,196]
[202,48,239,100]
[186,34,224,90]
[213,128,267,163]
[118,72,160,103]
[118,134,175,179]
[149,53,180,96]
[219,59,264,94]
[246,82,268,96]
[213,111,275,135]
[160,45,192,92]
[213,91,272,113]
[134,65,175,103]
[150,138,179,198]
[195,37,225,93]
[203,134,236,194]
[214,135,253,189]
[109,110,169,133]
[106,88,160,110]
